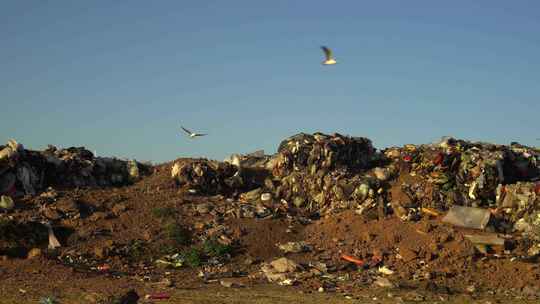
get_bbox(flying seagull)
[181,126,207,138]
[321,46,337,65]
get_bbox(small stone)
[220,279,244,288]
[43,208,62,220]
[318,287,325,292]
[56,198,79,214]
[112,203,127,215]
[261,264,288,282]
[270,257,299,273]
[522,286,539,297]
[278,279,295,286]
[89,212,108,222]
[27,248,42,259]
[278,241,312,253]
[142,231,152,241]
[374,277,394,288]
[196,203,213,214]
[466,285,476,293]
[398,247,418,262]
[311,262,328,274]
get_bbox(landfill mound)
[172,133,540,244]
[0,140,152,197]
[1,134,540,303]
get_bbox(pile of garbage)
[384,138,538,208]
[171,133,390,215]
[0,139,151,201]
[171,159,268,195]
[170,133,540,243]
[383,138,540,239]
[262,132,388,213]
[272,132,375,177]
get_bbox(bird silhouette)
[181,126,207,138]
[321,46,337,65]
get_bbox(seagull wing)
[181,126,193,135]
[321,46,333,60]
[195,133,207,137]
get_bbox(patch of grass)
[182,247,202,268]
[202,239,232,258]
[164,222,190,246]
[159,244,177,255]
[128,239,146,261]
[151,206,177,219]
[39,297,59,304]
[174,240,232,268]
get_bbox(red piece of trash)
[145,293,170,300]
[341,254,364,266]
[97,264,110,272]
[403,155,412,162]
[433,153,444,166]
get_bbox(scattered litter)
[442,206,491,230]
[277,241,312,253]
[44,222,61,249]
[145,292,170,300]
[420,207,440,217]
[464,234,505,246]
[341,254,365,266]
[278,279,296,286]
[378,266,395,275]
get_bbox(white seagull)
[321,46,337,65]
[181,126,207,138]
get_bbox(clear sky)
[1,1,539,163]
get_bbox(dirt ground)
[1,160,539,303]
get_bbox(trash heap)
[0,139,150,199]
[171,159,260,195]
[384,137,540,240]
[272,132,375,177]
[170,133,540,242]
[263,132,388,213]
[172,133,383,213]
[385,138,537,207]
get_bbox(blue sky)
[1,1,539,162]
